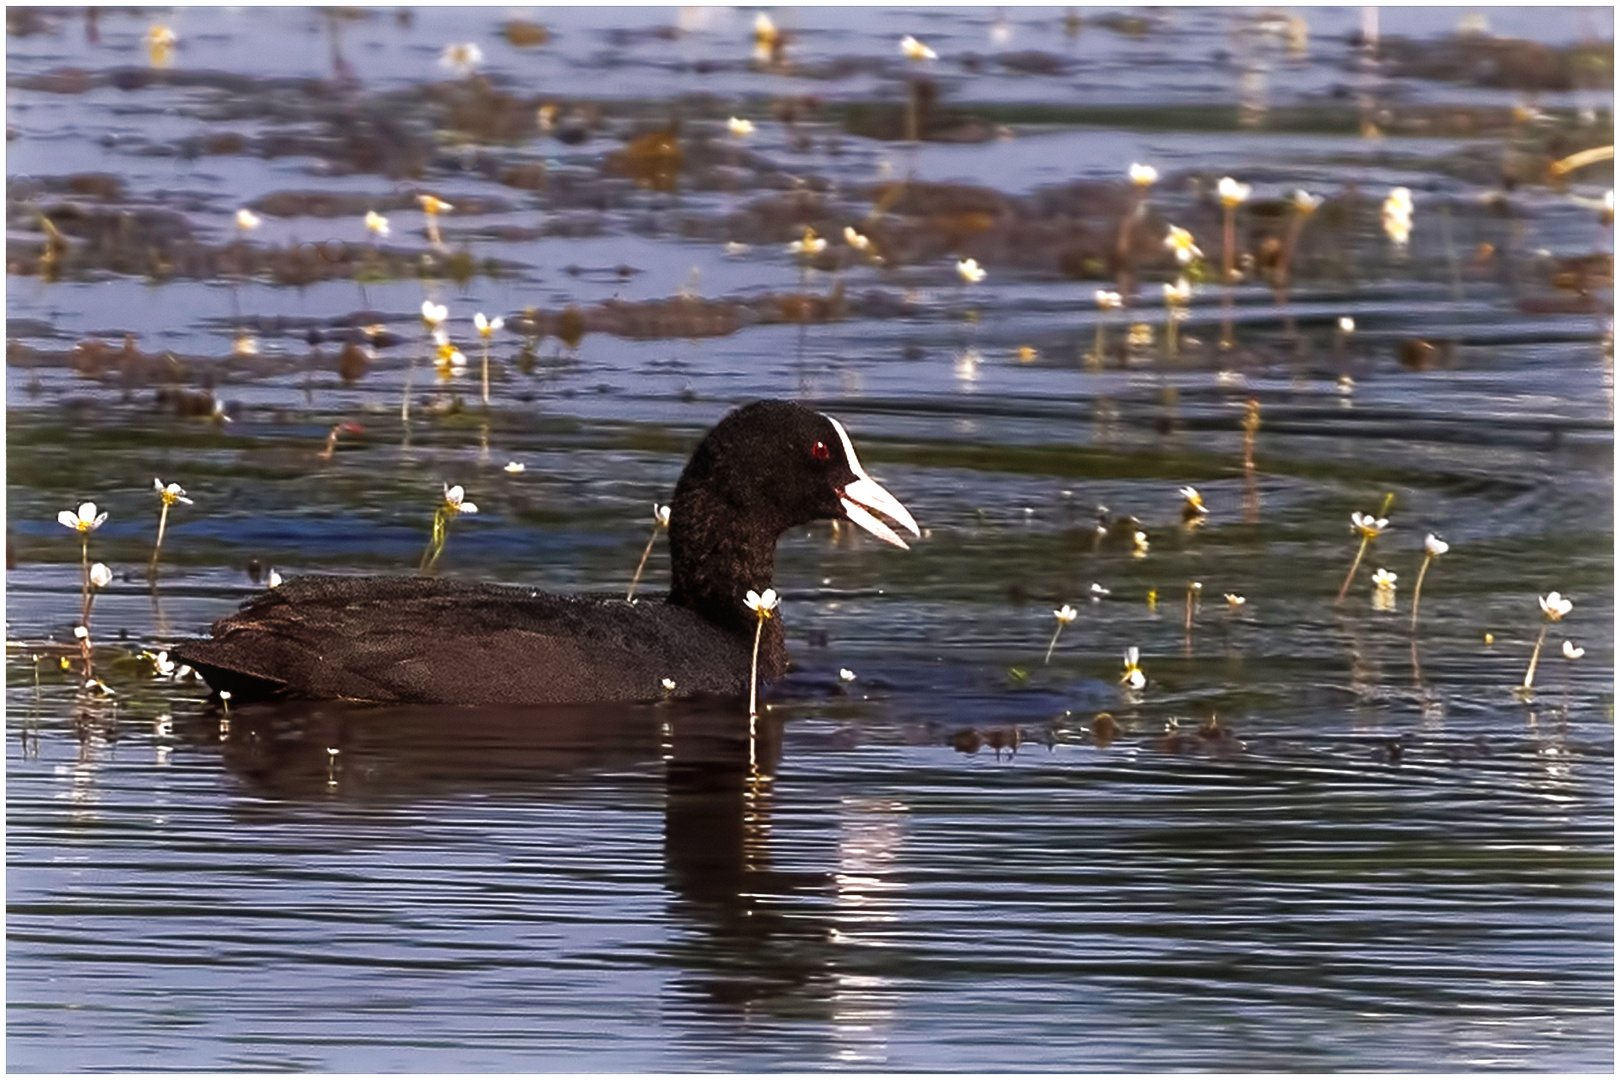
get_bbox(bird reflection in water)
[184,696,897,1040]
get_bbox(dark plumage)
[173,401,918,705]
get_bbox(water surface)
[6,5,1613,1071]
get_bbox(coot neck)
[665,485,788,675]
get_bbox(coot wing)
[173,576,752,705]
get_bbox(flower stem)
[749,614,765,717]
[480,340,491,409]
[1220,204,1236,349]
[1409,553,1433,633]
[1044,624,1065,665]
[1336,535,1371,605]
[627,527,659,601]
[1114,187,1144,297]
[419,508,448,573]
[1091,320,1105,366]
[1522,623,1549,691]
[150,501,171,578]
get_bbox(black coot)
[173,401,918,705]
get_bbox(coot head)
[666,401,918,638]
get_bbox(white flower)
[1351,512,1388,538]
[727,117,755,137]
[421,300,448,328]
[787,228,827,256]
[443,484,478,516]
[439,42,484,76]
[1538,592,1572,621]
[844,226,872,251]
[1131,530,1149,557]
[154,478,193,506]
[365,210,390,237]
[59,502,108,533]
[1128,163,1158,187]
[1054,604,1077,625]
[1163,278,1191,304]
[1089,582,1110,600]
[1424,534,1449,557]
[1372,568,1397,588]
[1120,646,1146,690]
[1217,177,1252,207]
[219,690,232,702]
[151,651,176,677]
[839,668,856,682]
[235,208,262,231]
[146,25,177,49]
[1179,486,1205,512]
[900,35,937,61]
[1225,593,1246,608]
[654,503,671,527]
[1095,289,1123,310]
[1338,316,1356,333]
[1382,188,1414,245]
[73,625,89,640]
[1562,640,1585,660]
[1292,190,1323,214]
[89,562,112,589]
[745,588,780,616]
[474,312,504,338]
[956,257,986,283]
[504,461,526,474]
[268,569,282,588]
[1165,225,1202,264]
[418,194,453,215]
[662,677,677,690]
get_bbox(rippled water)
[6,5,1614,1071]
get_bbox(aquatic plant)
[146,24,177,68]
[1162,278,1190,358]
[1409,533,1448,632]
[1091,289,1122,365]
[58,501,107,623]
[1337,500,1391,605]
[1562,640,1584,661]
[1044,604,1077,664]
[474,312,503,406]
[1382,187,1413,252]
[627,503,672,602]
[420,483,478,573]
[753,13,780,65]
[1184,580,1202,632]
[1180,485,1207,521]
[1225,593,1246,610]
[1120,646,1146,690]
[745,587,780,717]
[1521,592,1573,692]
[1165,225,1202,266]
[1372,568,1397,611]
[788,227,827,257]
[418,195,453,248]
[364,210,390,237]
[956,257,986,284]
[900,34,937,61]
[1216,178,1250,349]
[727,117,755,137]
[439,43,483,77]
[149,479,193,577]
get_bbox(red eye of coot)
[811,440,831,461]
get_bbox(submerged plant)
[420,483,478,573]
[1409,533,1448,632]
[627,503,672,602]
[1521,592,1573,692]
[745,587,780,717]
[1044,604,1078,664]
